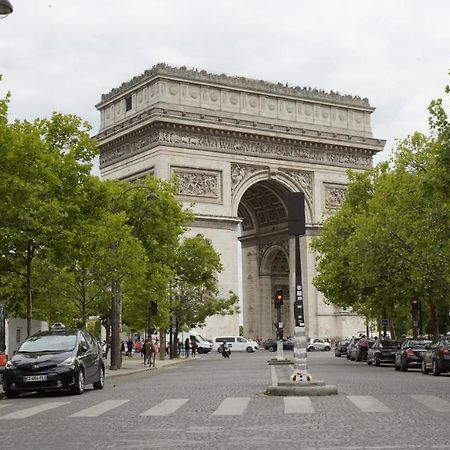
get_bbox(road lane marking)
[284,397,314,414]
[70,399,129,417]
[347,395,392,413]
[212,397,250,416]
[0,401,70,419]
[140,399,188,416]
[410,395,450,412]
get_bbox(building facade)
[95,64,385,341]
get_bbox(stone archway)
[95,64,385,341]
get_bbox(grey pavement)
[1,350,449,450]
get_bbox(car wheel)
[93,364,105,390]
[367,358,372,365]
[394,361,400,371]
[335,351,340,357]
[72,368,85,395]
[324,346,331,352]
[246,346,254,353]
[374,356,381,367]
[307,346,315,352]
[400,359,408,372]
[421,360,429,374]
[432,359,441,376]
[268,346,275,352]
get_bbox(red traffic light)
[275,289,284,304]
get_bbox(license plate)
[23,375,47,382]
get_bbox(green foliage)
[312,79,450,337]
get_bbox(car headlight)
[5,360,16,370]
[58,356,76,367]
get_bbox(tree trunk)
[26,240,34,338]
[159,329,166,360]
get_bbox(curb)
[265,384,338,396]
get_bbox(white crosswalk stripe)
[70,400,129,417]
[212,397,250,416]
[284,397,314,414]
[409,395,450,412]
[0,402,70,419]
[347,395,392,413]
[140,399,188,416]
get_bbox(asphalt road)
[0,350,449,450]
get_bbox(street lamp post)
[0,0,13,18]
[109,185,157,370]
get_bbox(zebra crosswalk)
[0,394,449,420]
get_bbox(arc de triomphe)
[95,64,385,341]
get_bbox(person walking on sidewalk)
[126,338,134,358]
[143,338,151,366]
[184,338,190,358]
[191,337,198,358]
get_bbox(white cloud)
[1,0,449,168]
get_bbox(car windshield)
[408,340,431,348]
[19,334,77,352]
[381,340,398,348]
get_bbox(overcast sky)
[1,0,449,172]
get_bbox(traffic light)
[275,289,284,305]
[411,300,419,312]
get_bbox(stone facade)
[96,64,385,341]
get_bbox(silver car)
[307,338,332,352]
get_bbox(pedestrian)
[358,334,369,361]
[126,338,134,358]
[177,338,183,356]
[148,338,156,368]
[184,338,190,358]
[134,339,142,356]
[191,337,198,358]
[143,338,151,366]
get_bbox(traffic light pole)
[293,233,308,377]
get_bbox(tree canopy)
[311,80,450,337]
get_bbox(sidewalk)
[105,353,198,379]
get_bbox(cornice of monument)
[97,63,373,110]
[95,108,385,153]
[98,120,382,171]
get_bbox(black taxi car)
[2,328,104,398]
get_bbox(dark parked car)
[335,339,350,357]
[2,329,105,398]
[394,338,431,372]
[421,334,450,376]
[367,339,398,366]
[264,338,294,352]
[346,337,360,360]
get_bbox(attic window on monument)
[125,96,132,112]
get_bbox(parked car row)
[263,337,332,352]
[336,334,450,376]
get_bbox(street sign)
[381,318,389,326]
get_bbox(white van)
[212,336,259,353]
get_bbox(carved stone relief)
[100,125,372,170]
[285,169,313,201]
[172,167,222,202]
[231,163,268,195]
[324,184,348,210]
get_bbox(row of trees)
[312,81,450,338]
[0,85,238,341]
